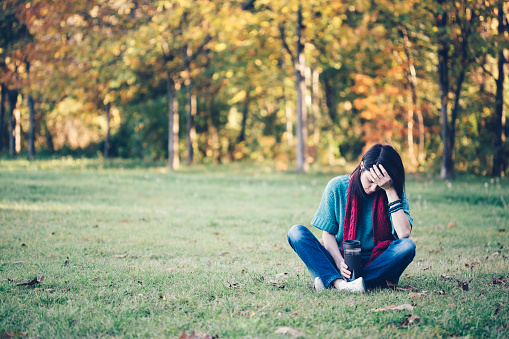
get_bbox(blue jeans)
[287,224,415,288]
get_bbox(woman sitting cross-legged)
[287,144,415,292]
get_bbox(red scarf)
[343,177,395,267]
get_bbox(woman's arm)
[322,231,351,279]
[384,188,411,238]
[369,165,412,238]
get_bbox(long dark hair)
[350,144,405,199]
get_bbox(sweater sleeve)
[310,177,345,235]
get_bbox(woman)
[287,144,415,292]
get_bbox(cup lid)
[343,240,361,249]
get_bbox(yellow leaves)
[225,70,233,78]
[215,43,227,52]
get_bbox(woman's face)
[360,167,381,195]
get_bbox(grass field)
[0,159,508,338]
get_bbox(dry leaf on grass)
[386,281,418,291]
[16,276,45,286]
[493,278,507,285]
[437,290,446,295]
[112,254,128,258]
[1,332,28,337]
[226,282,241,289]
[270,282,285,289]
[410,291,427,299]
[275,326,306,338]
[400,314,420,326]
[456,279,473,291]
[275,273,289,280]
[497,325,508,331]
[12,261,26,264]
[441,274,456,280]
[64,257,70,266]
[179,330,217,339]
[371,304,414,312]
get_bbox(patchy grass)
[0,159,508,338]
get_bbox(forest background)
[0,0,508,178]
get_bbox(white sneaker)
[314,277,326,291]
[336,277,366,293]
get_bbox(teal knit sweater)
[311,175,413,261]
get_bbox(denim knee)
[394,238,416,261]
[287,224,309,246]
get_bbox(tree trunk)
[295,6,308,172]
[0,84,6,153]
[437,2,453,179]
[186,68,196,166]
[311,68,320,158]
[493,2,506,177]
[238,90,249,143]
[167,75,180,171]
[43,117,54,153]
[284,85,293,147]
[8,90,18,157]
[26,61,36,160]
[104,102,111,160]
[27,94,35,160]
[449,68,466,160]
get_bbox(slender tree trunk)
[284,86,293,147]
[311,68,320,158]
[295,6,308,172]
[322,73,336,123]
[43,117,54,153]
[167,75,180,171]
[8,90,18,157]
[186,68,196,165]
[104,102,111,160]
[0,84,6,153]
[26,61,36,160]
[493,2,506,177]
[27,94,35,160]
[449,69,466,158]
[437,2,453,179]
[238,90,250,143]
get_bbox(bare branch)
[474,56,495,78]
[279,22,294,63]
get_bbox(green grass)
[0,159,508,338]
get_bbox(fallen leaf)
[61,289,70,292]
[21,243,26,247]
[499,229,506,233]
[386,281,418,291]
[441,274,456,280]
[227,283,241,289]
[275,272,289,280]
[437,290,446,295]
[423,266,432,271]
[456,279,473,291]
[410,291,427,299]
[429,250,440,254]
[448,221,457,228]
[64,257,70,266]
[274,244,283,249]
[218,252,229,256]
[179,330,217,339]
[237,310,255,317]
[4,278,14,282]
[16,276,45,286]
[241,270,247,274]
[493,278,507,285]
[275,326,306,338]
[1,332,28,338]
[159,294,167,300]
[498,325,508,331]
[112,254,128,258]
[372,304,414,312]
[270,282,285,289]
[494,305,501,317]
[12,261,26,264]
[492,252,500,256]
[400,314,420,326]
